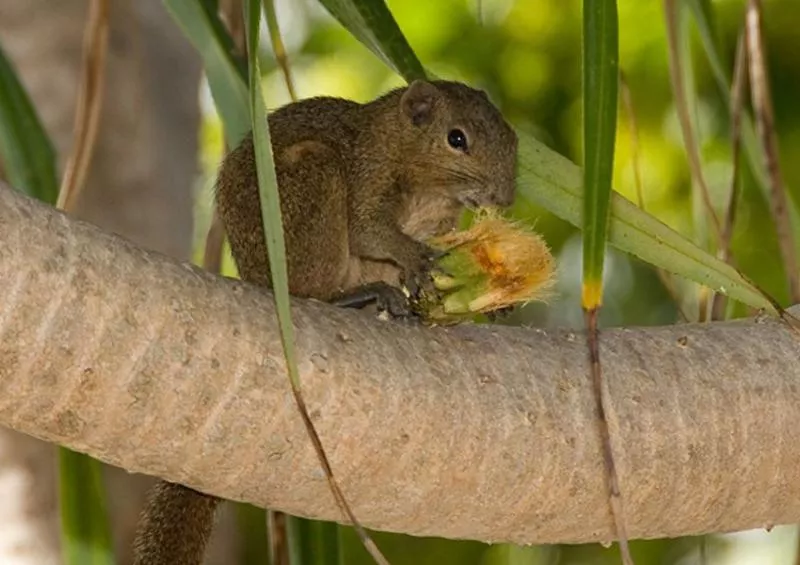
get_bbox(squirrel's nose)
[493,187,515,207]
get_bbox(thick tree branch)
[1,183,800,546]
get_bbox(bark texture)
[0,1,218,563]
[2,184,800,546]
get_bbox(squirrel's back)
[267,96,362,155]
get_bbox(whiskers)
[458,195,480,210]
[403,158,502,208]
[436,164,485,186]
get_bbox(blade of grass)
[318,0,774,313]
[164,0,251,145]
[664,0,722,249]
[261,2,301,557]
[317,0,426,81]
[244,7,298,564]
[582,0,618,308]
[581,1,633,563]
[244,2,389,563]
[745,0,800,304]
[210,3,274,558]
[57,0,108,212]
[244,8,303,563]
[0,41,58,202]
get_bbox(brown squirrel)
[132,79,517,564]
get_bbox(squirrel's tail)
[132,480,221,565]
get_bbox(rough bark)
[0,1,220,563]
[2,183,800,546]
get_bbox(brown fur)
[132,80,517,565]
[133,482,220,565]
[216,79,517,298]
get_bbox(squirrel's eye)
[447,129,468,152]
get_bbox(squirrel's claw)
[330,282,417,320]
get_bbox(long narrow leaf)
[244,9,304,565]
[58,448,115,565]
[0,41,58,202]
[236,503,271,565]
[317,0,774,312]
[582,0,618,306]
[164,0,251,145]
[317,0,426,81]
[246,0,293,404]
[516,135,773,311]
[581,2,633,564]
[290,515,342,565]
[244,2,389,563]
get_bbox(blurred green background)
[187,0,800,563]
[198,0,800,328]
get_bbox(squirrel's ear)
[401,80,439,126]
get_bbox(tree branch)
[1,183,800,546]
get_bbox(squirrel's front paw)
[373,285,415,319]
[330,282,417,320]
[398,243,442,298]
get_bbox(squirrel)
[132,79,517,565]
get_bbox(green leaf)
[317,0,426,81]
[516,133,772,311]
[58,449,115,565]
[246,3,352,561]
[288,516,342,565]
[244,0,299,386]
[164,0,251,146]
[235,504,270,565]
[0,41,58,203]
[317,0,773,312]
[581,0,619,306]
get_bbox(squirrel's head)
[397,80,518,210]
